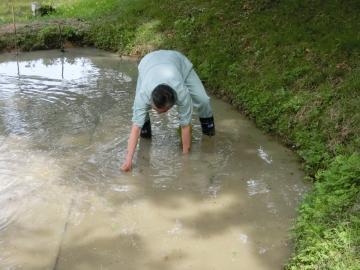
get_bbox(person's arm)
[181,125,191,154]
[176,83,193,155]
[122,75,149,172]
[121,124,141,171]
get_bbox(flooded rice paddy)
[0,48,308,270]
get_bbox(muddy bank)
[0,19,91,52]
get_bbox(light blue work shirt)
[132,50,194,127]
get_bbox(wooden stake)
[11,0,18,55]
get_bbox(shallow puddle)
[0,48,308,270]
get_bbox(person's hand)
[120,159,132,172]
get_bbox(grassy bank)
[1,0,359,268]
[0,1,90,52]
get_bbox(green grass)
[0,1,90,52]
[288,154,360,269]
[0,1,75,24]
[0,1,36,24]
[1,0,359,268]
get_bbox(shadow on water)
[0,48,308,270]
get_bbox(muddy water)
[0,48,308,270]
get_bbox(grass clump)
[288,154,360,269]
[0,22,89,52]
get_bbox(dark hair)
[151,84,177,109]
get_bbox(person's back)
[138,50,193,79]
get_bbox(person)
[120,50,215,171]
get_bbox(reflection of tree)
[65,57,77,65]
[24,61,32,68]
[42,57,59,67]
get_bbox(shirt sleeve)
[132,78,150,127]
[131,93,150,128]
[177,85,193,126]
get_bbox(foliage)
[38,5,56,17]
[0,23,89,52]
[288,154,360,269]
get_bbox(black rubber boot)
[199,116,215,136]
[140,120,152,139]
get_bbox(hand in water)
[183,147,190,154]
[120,159,132,172]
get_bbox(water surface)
[0,48,308,270]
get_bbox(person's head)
[151,84,177,113]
